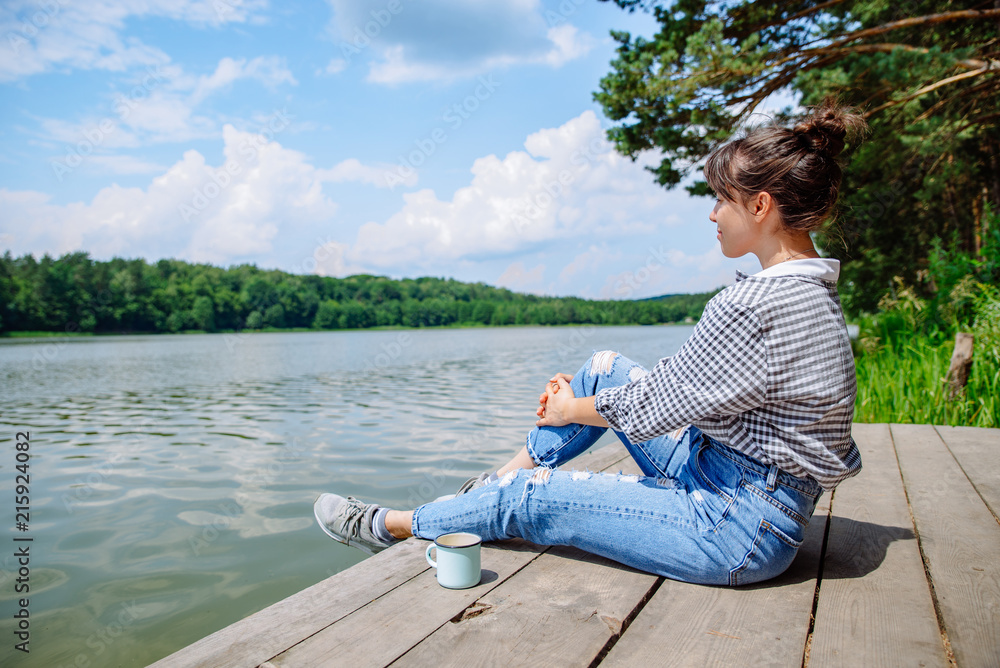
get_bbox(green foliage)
[0,252,719,334]
[245,310,263,330]
[853,237,1000,427]
[854,331,998,427]
[596,0,1000,316]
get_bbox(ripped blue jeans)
[410,351,824,586]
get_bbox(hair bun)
[792,106,866,158]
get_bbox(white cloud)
[0,124,403,267]
[596,245,755,300]
[318,158,418,189]
[312,240,368,277]
[327,0,594,84]
[86,154,167,175]
[36,55,296,166]
[339,111,680,272]
[543,25,594,68]
[557,245,622,285]
[191,56,297,104]
[322,58,348,75]
[496,261,546,295]
[0,0,269,82]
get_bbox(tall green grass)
[853,279,999,428]
[854,335,999,427]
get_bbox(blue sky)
[0,0,762,299]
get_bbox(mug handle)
[425,544,437,568]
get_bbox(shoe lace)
[340,497,367,544]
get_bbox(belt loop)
[766,465,779,492]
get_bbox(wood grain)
[599,485,831,666]
[262,442,633,667]
[268,541,548,667]
[935,425,1000,520]
[389,545,659,667]
[891,423,1000,667]
[156,427,1000,668]
[810,423,948,667]
[147,538,431,668]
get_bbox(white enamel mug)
[425,532,482,589]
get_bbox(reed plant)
[853,281,1000,428]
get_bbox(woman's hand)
[536,373,574,412]
[536,376,576,427]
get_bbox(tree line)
[0,252,716,334]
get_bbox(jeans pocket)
[728,518,803,587]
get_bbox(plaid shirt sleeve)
[595,273,861,489]
[595,296,768,443]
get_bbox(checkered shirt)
[596,271,861,489]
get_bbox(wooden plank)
[147,538,431,668]
[265,443,633,667]
[891,423,1000,667]
[390,544,660,667]
[560,439,631,474]
[810,423,948,667]
[935,425,1000,520]
[267,540,548,667]
[599,489,830,666]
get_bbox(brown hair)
[704,106,867,232]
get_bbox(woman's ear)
[751,192,774,220]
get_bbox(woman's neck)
[756,233,819,270]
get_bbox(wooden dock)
[150,424,999,667]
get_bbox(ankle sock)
[372,507,397,543]
[487,471,500,484]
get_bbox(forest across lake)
[0,252,717,335]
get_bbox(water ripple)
[0,326,690,667]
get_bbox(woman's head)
[704,106,867,232]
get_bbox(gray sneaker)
[434,472,491,503]
[313,493,392,556]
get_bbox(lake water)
[0,325,693,667]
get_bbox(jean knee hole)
[589,350,618,375]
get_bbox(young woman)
[314,106,865,586]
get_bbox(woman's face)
[709,196,760,259]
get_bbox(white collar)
[753,258,841,282]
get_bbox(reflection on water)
[0,326,691,667]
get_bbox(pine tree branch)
[729,0,853,38]
[913,78,1000,123]
[830,9,1000,48]
[865,65,1000,117]
[774,43,994,70]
